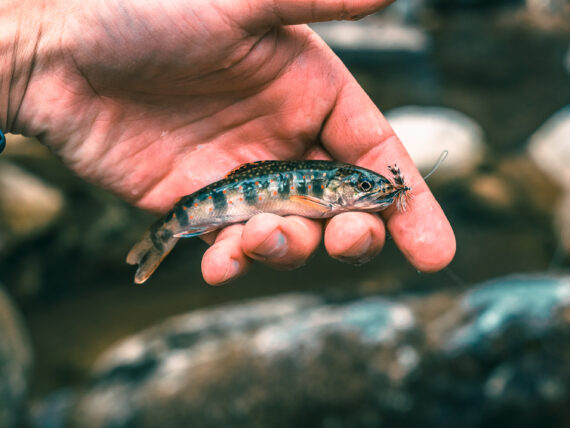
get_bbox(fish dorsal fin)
[224,161,278,178]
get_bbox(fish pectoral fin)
[173,226,217,238]
[289,195,332,214]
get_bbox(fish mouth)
[357,187,411,211]
[356,189,397,208]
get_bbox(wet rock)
[63,274,570,428]
[385,106,485,179]
[527,105,570,192]
[408,275,570,428]
[0,160,65,256]
[69,294,417,428]
[441,275,570,351]
[0,285,32,428]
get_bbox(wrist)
[0,0,49,133]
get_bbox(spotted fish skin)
[127,160,411,284]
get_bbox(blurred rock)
[468,173,516,213]
[3,134,51,158]
[386,106,485,179]
[527,106,570,254]
[527,105,570,192]
[492,155,561,218]
[426,0,523,10]
[555,192,570,255]
[511,0,570,32]
[69,294,417,428]
[0,160,65,256]
[526,0,570,14]
[30,388,76,428]
[311,14,430,63]
[0,285,32,428]
[412,275,570,428]
[61,274,570,428]
[0,149,152,299]
[410,275,570,427]
[440,275,570,351]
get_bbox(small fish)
[127,160,412,284]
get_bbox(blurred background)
[1,0,569,427]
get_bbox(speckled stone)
[61,275,570,428]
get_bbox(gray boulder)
[61,274,570,428]
[70,294,417,428]
[385,106,485,179]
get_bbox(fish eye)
[358,179,373,192]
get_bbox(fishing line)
[411,150,449,187]
[444,266,468,288]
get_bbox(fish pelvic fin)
[173,226,217,238]
[126,229,179,284]
[289,195,332,214]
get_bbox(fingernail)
[223,258,241,282]
[336,234,373,265]
[252,230,288,259]
[349,13,368,21]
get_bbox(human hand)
[2,0,455,284]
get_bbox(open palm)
[13,0,455,284]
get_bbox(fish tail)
[126,229,179,284]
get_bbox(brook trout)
[127,160,411,284]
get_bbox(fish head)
[333,166,412,212]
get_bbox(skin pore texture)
[0,0,455,285]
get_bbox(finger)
[324,212,386,264]
[241,213,322,269]
[201,224,251,285]
[234,0,396,30]
[321,77,456,272]
[303,144,334,161]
